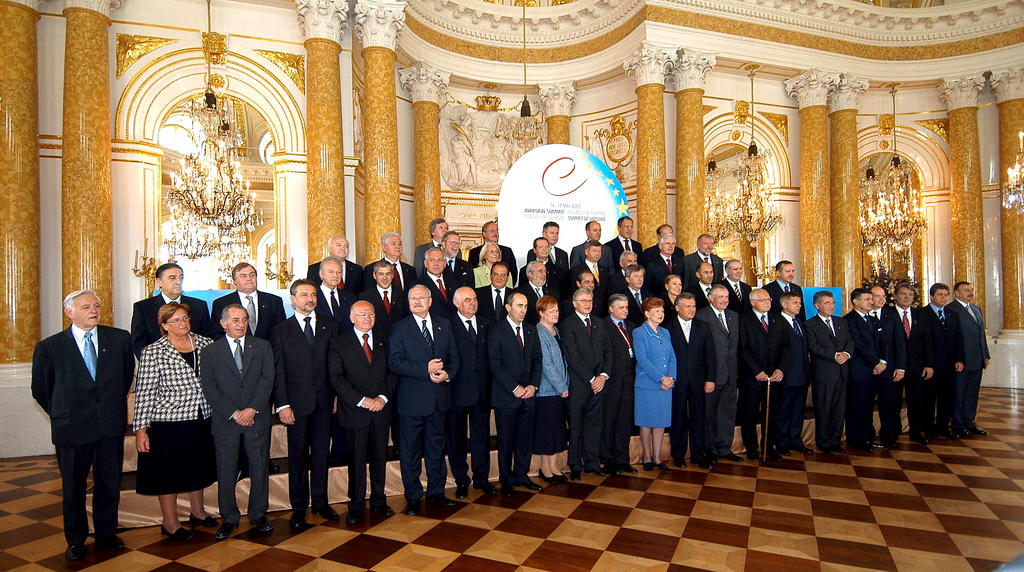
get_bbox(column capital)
[64,0,120,15]
[399,62,449,106]
[828,73,868,113]
[784,68,836,109]
[991,68,1024,103]
[538,82,576,117]
[354,0,406,52]
[670,48,716,91]
[623,42,673,89]
[297,0,349,45]
[9,0,41,10]
[937,75,984,111]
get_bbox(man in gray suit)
[413,218,450,277]
[947,281,990,437]
[200,304,276,540]
[696,284,741,462]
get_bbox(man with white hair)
[363,231,417,294]
[307,234,363,293]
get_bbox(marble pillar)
[355,0,405,258]
[539,82,576,146]
[938,76,986,310]
[785,69,836,287]
[61,0,114,323]
[827,74,868,302]
[671,49,715,251]
[0,0,40,361]
[992,69,1024,334]
[298,0,348,261]
[400,62,449,243]
[624,43,672,248]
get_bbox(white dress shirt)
[677,316,692,342]
[70,324,98,358]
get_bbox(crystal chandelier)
[1003,131,1024,214]
[859,86,926,273]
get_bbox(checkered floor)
[1,388,1022,571]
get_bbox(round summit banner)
[497,144,629,266]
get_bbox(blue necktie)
[792,319,803,338]
[938,308,946,327]
[421,319,434,355]
[83,331,97,381]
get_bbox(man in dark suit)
[518,260,557,324]
[570,220,613,269]
[358,260,409,336]
[603,295,637,473]
[764,260,806,321]
[307,234,363,293]
[844,288,890,451]
[925,283,964,440]
[948,281,990,437]
[682,234,724,291]
[644,232,685,298]
[604,215,642,267]
[475,261,513,324]
[891,284,935,444]
[774,291,812,457]
[468,220,517,273]
[608,250,639,296]
[685,261,716,310]
[488,291,543,495]
[520,237,564,297]
[640,224,684,266]
[32,290,134,561]
[130,262,211,357]
[388,284,461,514]
[315,256,356,331]
[737,289,787,461]
[665,293,717,469]
[696,285,741,462]
[329,299,397,524]
[570,241,611,317]
[413,217,449,277]
[417,246,458,320]
[442,231,474,288]
[211,262,287,340]
[448,287,498,498]
[271,279,341,529]
[804,291,854,454]
[868,286,907,447]
[719,258,752,315]
[619,264,650,325]
[199,305,276,540]
[526,222,570,292]
[363,231,417,294]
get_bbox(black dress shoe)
[796,446,814,455]
[969,426,988,436]
[65,544,85,561]
[656,462,672,473]
[455,484,469,498]
[215,523,236,540]
[643,461,654,471]
[426,494,455,506]
[289,511,306,529]
[520,479,542,491]
[618,463,638,473]
[372,504,395,517]
[602,463,620,476]
[720,453,743,462]
[583,468,610,478]
[540,473,560,484]
[940,431,960,440]
[910,434,929,445]
[345,510,363,525]
[501,485,515,497]
[869,441,885,449]
[850,441,871,451]
[569,469,582,481]
[475,483,499,495]
[881,439,897,448]
[161,526,194,540]
[695,456,715,470]
[832,446,846,455]
[252,516,274,533]
[187,513,219,527]
[313,506,340,521]
[673,457,687,468]
[765,449,783,462]
[94,535,125,551]
[776,447,791,456]
[404,501,421,516]
[819,447,833,455]
[746,451,760,461]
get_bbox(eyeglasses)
[166,316,191,324]
[352,312,376,318]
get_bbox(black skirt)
[533,396,568,455]
[136,417,216,495]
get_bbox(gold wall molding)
[915,118,949,144]
[254,49,306,94]
[115,33,176,78]
[759,111,789,146]
[702,104,715,116]
[202,31,227,65]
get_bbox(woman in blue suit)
[633,297,676,472]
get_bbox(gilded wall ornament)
[915,118,949,144]
[702,105,715,116]
[878,113,895,136]
[733,100,749,125]
[586,113,637,184]
[202,31,227,65]
[254,49,306,94]
[115,34,176,78]
[760,111,789,146]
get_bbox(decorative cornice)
[784,68,836,109]
[538,82,577,117]
[670,48,715,91]
[937,75,984,111]
[115,34,176,79]
[916,118,949,144]
[624,42,673,88]
[296,0,348,45]
[399,62,450,105]
[991,68,1024,103]
[254,49,306,95]
[64,0,119,15]
[354,0,407,52]
[828,73,868,113]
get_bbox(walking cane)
[761,380,772,463]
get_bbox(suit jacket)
[946,300,990,371]
[924,305,964,374]
[719,279,752,315]
[875,308,908,373]
[559,313,613,387]
[271,314,340,417]
[362,259,417,294]
[447,258,475,289]
[450,315,493,408]
[682,252,725,291]
[518,260,563,300]
[804,315,854,385]
[468,244,518,278]
[307,259,364,294]
[608,270,629,298]
[32,326,134,447]
[777,315,810,387]
[640,244,683,267]
[526,245,570,293]
[387,314,461,416]
[416,271,458,320]
[413,241,444,277]
[199,335,276,434]
[475,285,513,324]
[619,288,652,325]
[644,251,686,298]
[845,310,889,382]
[131,294,212,357]
[357,286,408,336]
[570,241,613,269]
[764,281,807,322]
[738,312,789,384]
[133,334,215,428]
[605,317,637,387]
[518,282,557,325]
[315,286,356,330]
[569,262,610,317]
[685,283,715,311]
[891,307,935,376]
[209,290,286,340]
[665,317,716,391]
[605,236,643,268]
[488,318,543,409]
[696,306,739,387]
[329,328,396,427]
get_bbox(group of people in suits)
[31,216,992,561]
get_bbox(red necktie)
[624,239,631,252]
[761,314,769,333]
[585,316,592,334]
[666,257,672,273]
[392,263,402,291]
[437,278,448,303]
[382,290,391,315]
[516,325,524,354]
[338,270,345,291]
[903,310,911,339]
[362,333,373,364]
[784,283,790,293]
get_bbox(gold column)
[939,76,986,310]
[671,49,715,250]
[992,69,1024,333]
[354,0,405,257]
[624,44,672,248]
[62,0,114,321]
[0,0,40,361]
[539,82,576,146]
[785,69,834,286]
[400,63,448,243]
[827,74,867,302]
[298,0,349,261]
